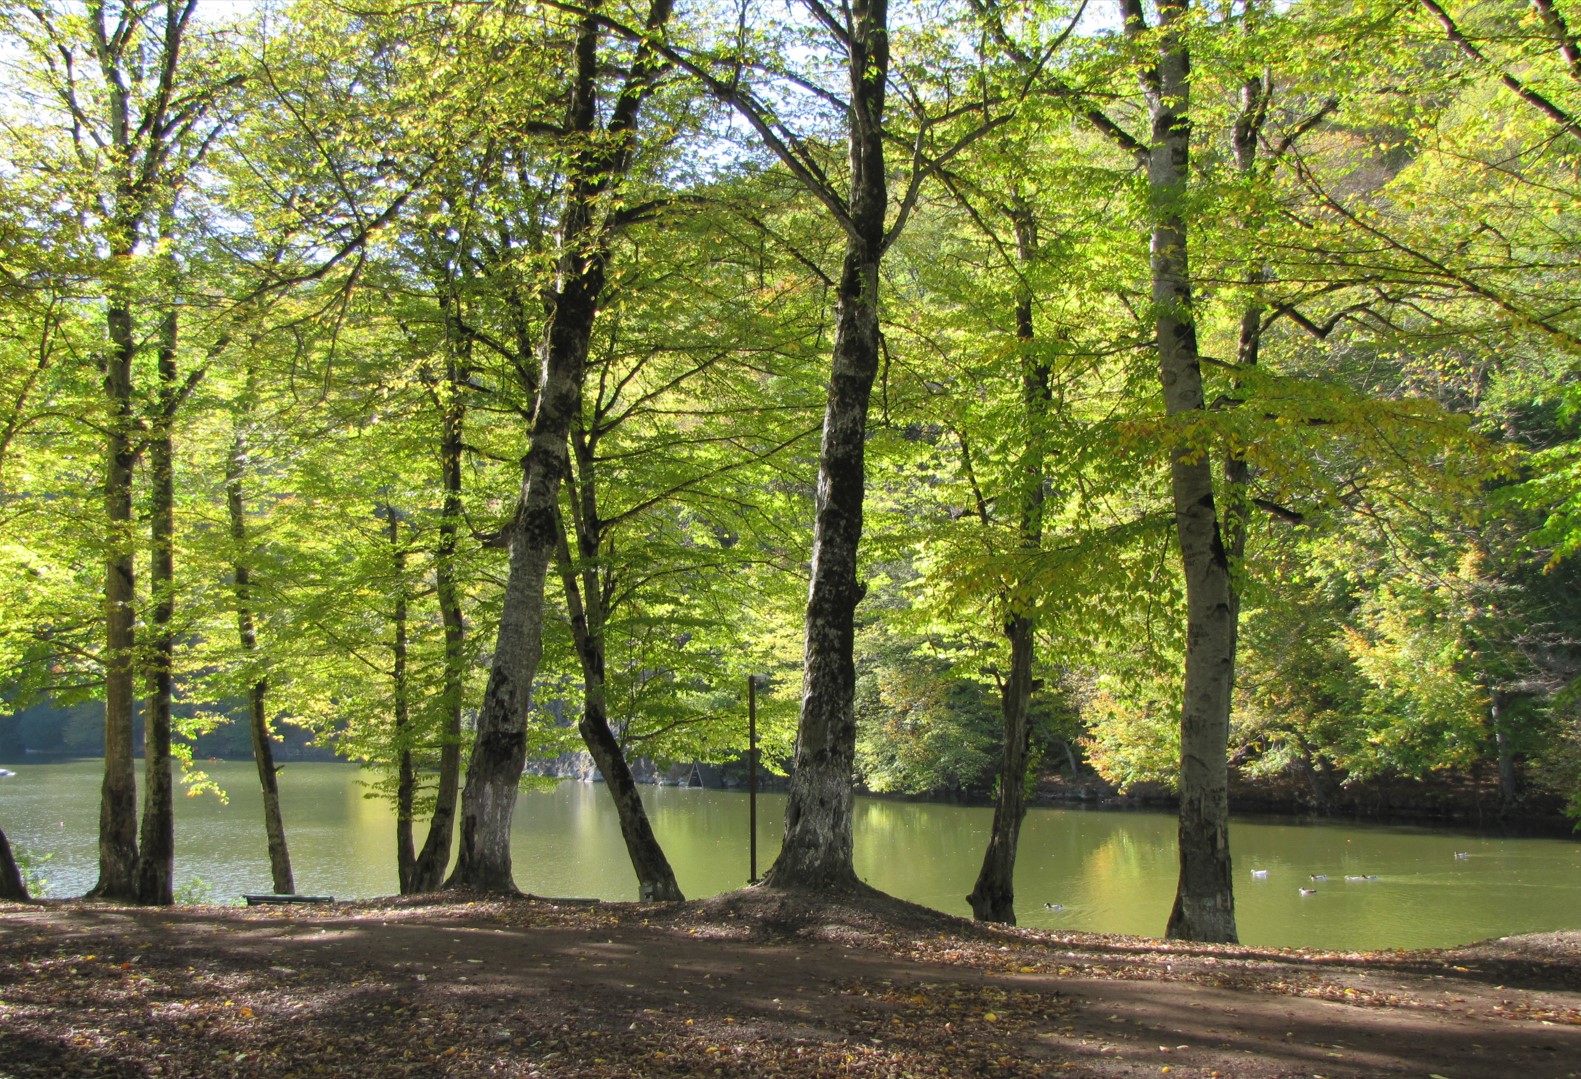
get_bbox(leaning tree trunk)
[968,203,1048,926]
[446,0,673,894]
[89,289,140,902]
[0,825,30,902]
[1137,0,1239,944]
[408,347,467,893]
[134,301,179,907]
[575,669,683,901]
[445,308,581,893]
[556,482,683,901]
[225,410,295,895]
[968,615,1038,923]
[759,0,889,894]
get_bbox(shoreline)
[8,752,1574,836]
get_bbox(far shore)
[4,750,1574,835]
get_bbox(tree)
[599,0,1007,892]
[749,0,894,892]
[221,359,294,894]
[543,191,828,898]
[3,0,244,903]
[448,0,677,892]
[0,824,29,902]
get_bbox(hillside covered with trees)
[2,0,1580,938]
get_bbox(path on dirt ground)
[2,893,1578,1077]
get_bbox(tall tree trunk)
[1488,686,1519,806]
[0,825,30,902]
[90,287,140,902]
[447,0,673,893]
[409,348,467,893]
[1223,68,1273,603]
[1126,0,1240,943]
[225,407,295,895]
[75,0,211,903]
[134,297,178,907]
[388,509,417,894]
[88,0,147,905]
[760,0,889,894]
[446,318,581,893]
[556,467,683,901]
[969,205,1048,925]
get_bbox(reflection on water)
[2,759,1577,950]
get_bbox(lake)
[2,759,1578,951]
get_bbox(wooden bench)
[242,894,335,906]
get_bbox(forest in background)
[2,0,1580,935]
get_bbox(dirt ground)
[2,889,1579,1078]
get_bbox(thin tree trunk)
[389,509,417,894]
[1223,69,1272,602]
[1488,687,1519,806]
[0,825,30,902]
[1126,0,1239,943]
[760,0,889,894]
[447,0,673,893]
[555,474,683,901]
[409,347,467,893]
[969,204,1048,925]
[134,297,178,907]
[225,407,294,895]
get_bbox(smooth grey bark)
[445,439,559,894]
[447,0,673,892]
[134,295,178,907]
[0,825,29,902]
[969,206,1049,925]
[1120,0,1239,943]
[225,398,295,895]
[408,345,468,893]
[759,0,890,894]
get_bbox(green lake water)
[2,759,1578,951]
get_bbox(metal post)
[748,674,759,884]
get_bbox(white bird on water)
[1250,869,1269,879]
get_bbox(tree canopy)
[3,0,1579,934]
